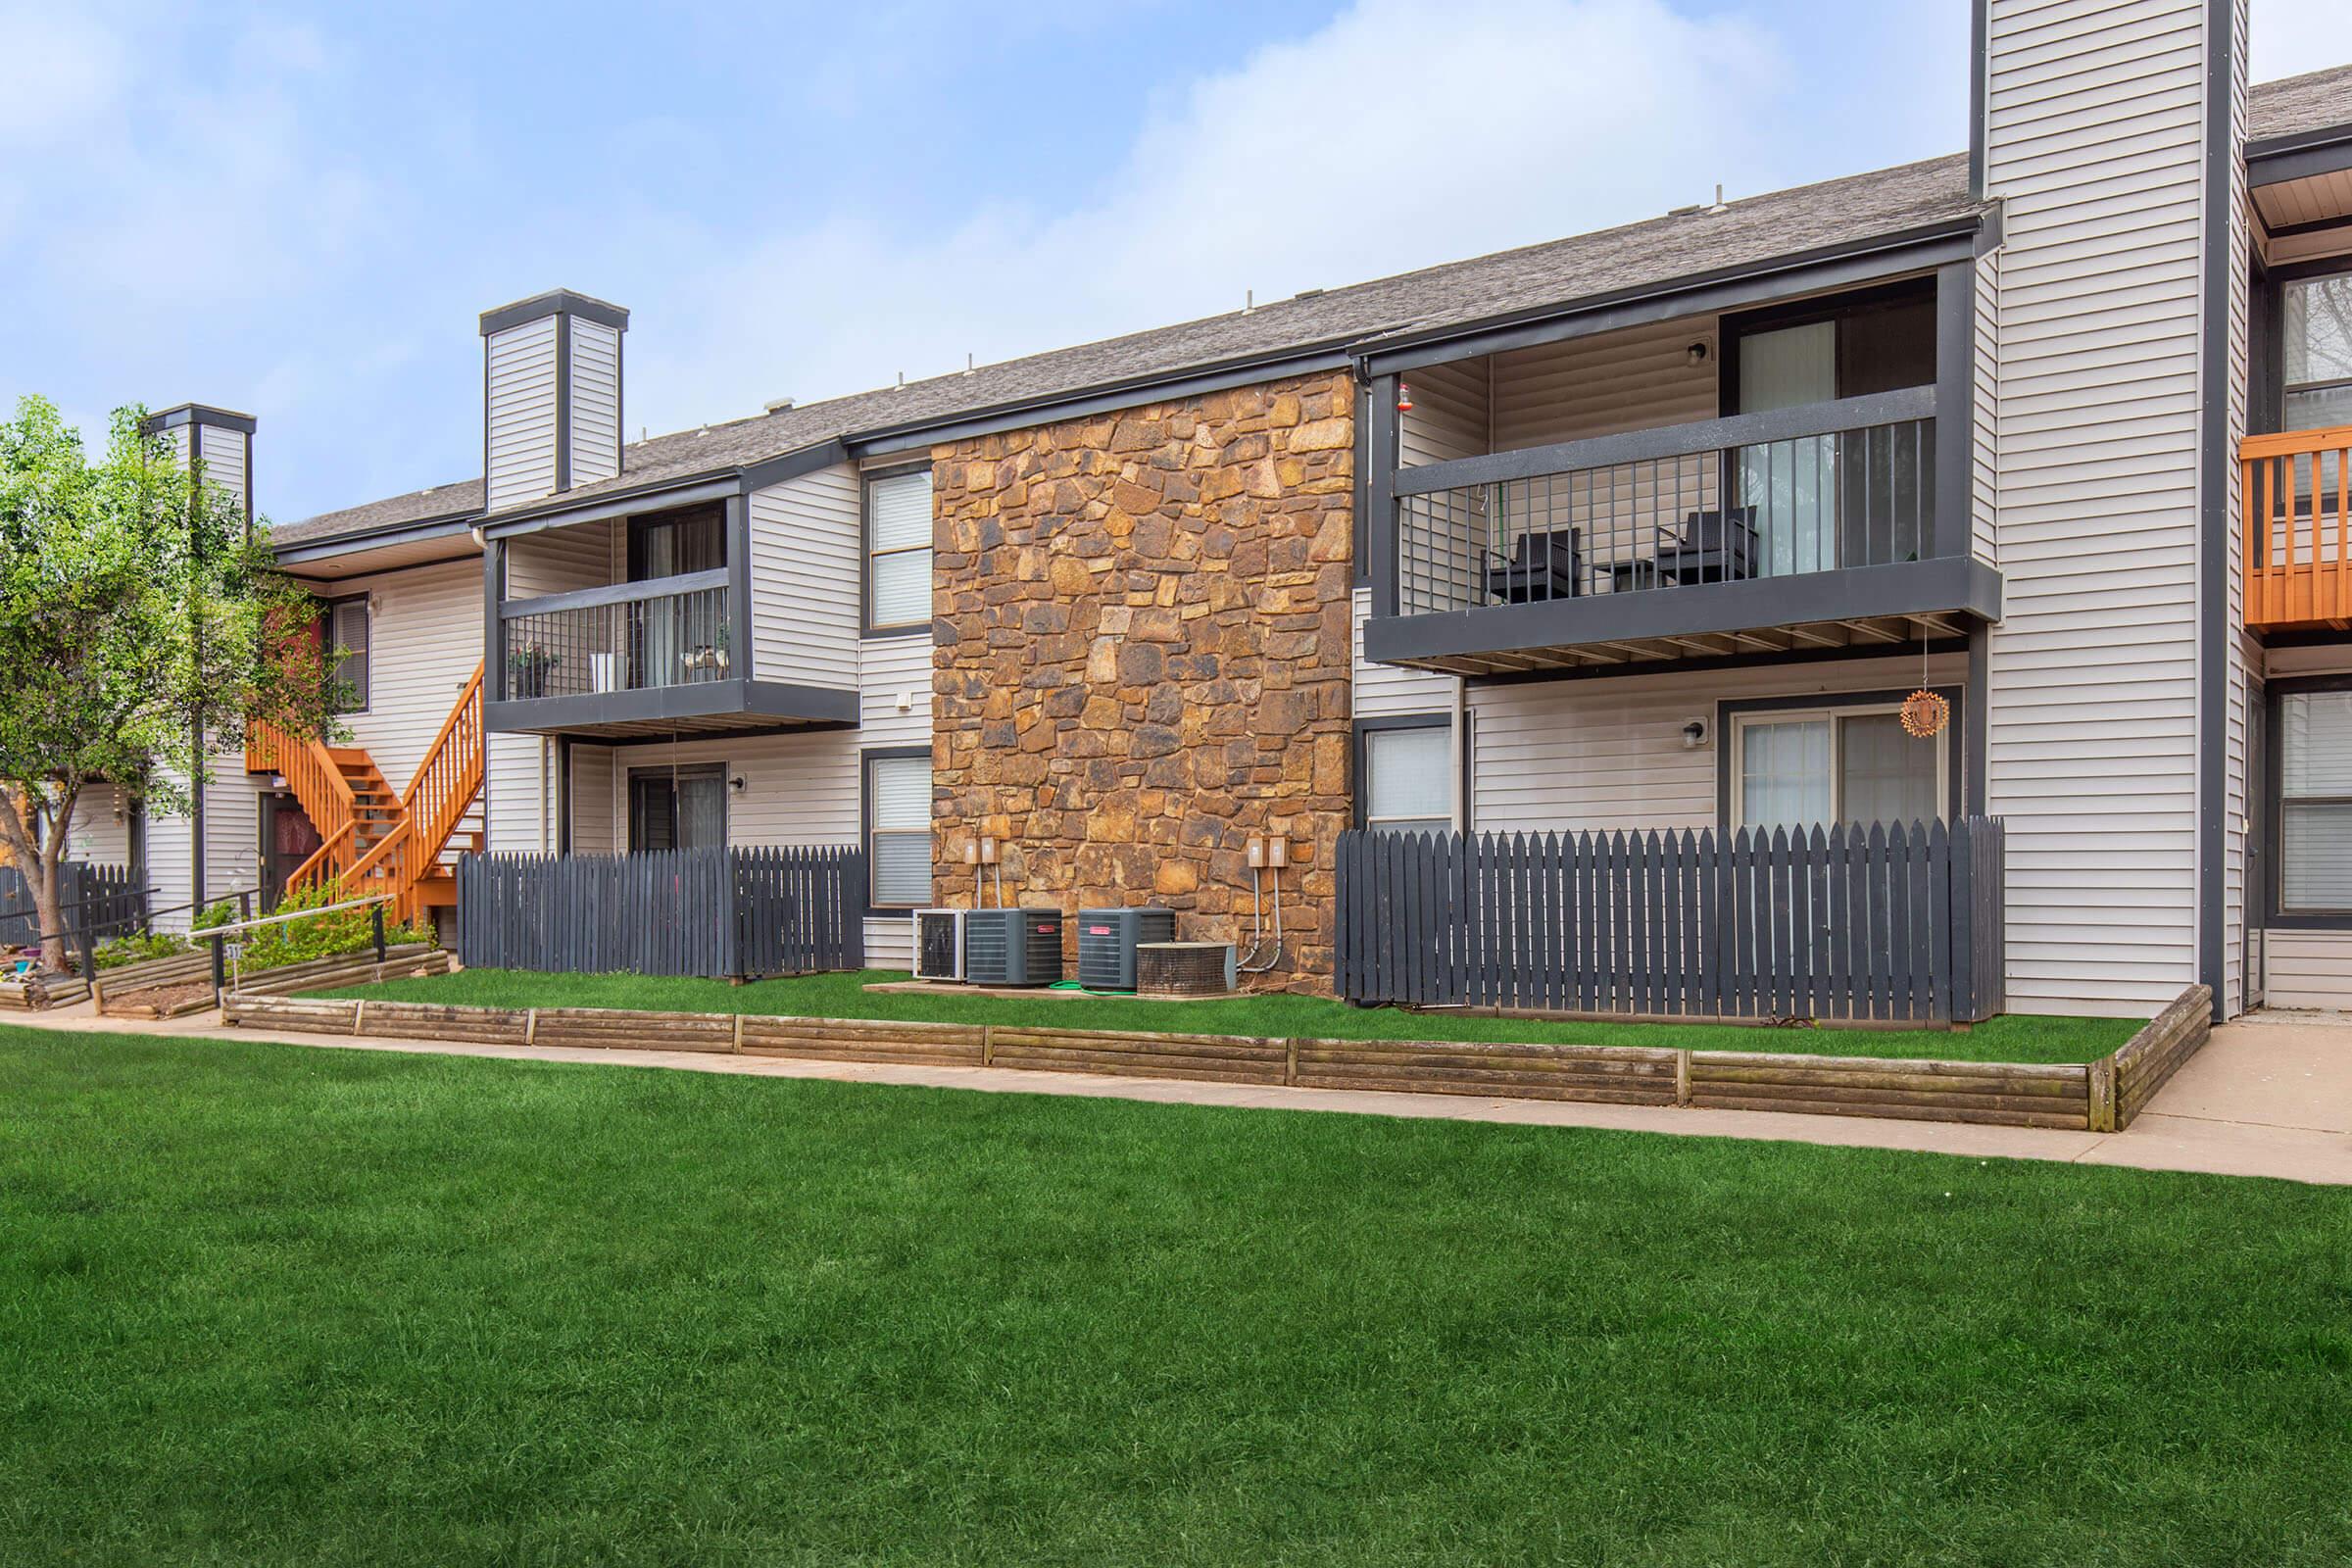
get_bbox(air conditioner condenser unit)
[962,908,1063,987]
[912,908,968,982]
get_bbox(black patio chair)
[1484,526,1583,604]
[1652,507,1758,584]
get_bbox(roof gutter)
[271,510,478,565]
[2247,122,2352,186]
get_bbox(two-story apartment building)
[140,3,2351,1018]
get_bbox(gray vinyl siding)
[201,753,265,912]
[1488,316,1719,451]
[1351,586,1456,719]
[1466,655,1964,835]
[567,318,623,487]
[1397,358,1489,467]
[858,629,933,750]
[2220,32,2250,1017]
[335,561,485,796]
[2264,931,2352,1011]
[569,745,617,855]
[1981,0,2213,1017]
[195,427,250,520]
[63,784,134,866]
[485,735,556,856]
[1972,249,2001,564]
[749,462,861,691]
[485,315,561,512]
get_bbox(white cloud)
[631,0,1794,432]
[0,8,124,147]
[2253,0,2352,83]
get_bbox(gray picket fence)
[1,861,144,948]
[1336,817,2006,1024]
[458,846,866,979]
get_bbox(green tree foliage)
[0,396,338,968]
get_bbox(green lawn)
[321,965,2141,1064]
[4,1028,2347,1565]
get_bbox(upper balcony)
[484,493,858,738]
[1360,271,2001,675]
[2241,425,2352,632]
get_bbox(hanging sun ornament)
[1900,687,1950,739]
[1900,624,1948,738]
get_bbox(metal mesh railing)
[1397,417,1936,616]
[501,586,729,701]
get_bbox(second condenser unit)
[1076,907,1177,991]
[961,908,1064,987]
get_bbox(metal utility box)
[1075,907,1176,992]
[962,908,1063,987]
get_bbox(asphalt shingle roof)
[281,64,2352,552]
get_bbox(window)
[627,503,725,580]
[865,751,931,907]
[1361,720,1454,835]
[1728,285,1937,576]
[865,467,933,633]
[2282,272,2352,433]
[628,765,726,852]
[327,595,369,712]
[1730,704,1944,830]
[2279,691,2352,914]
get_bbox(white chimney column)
[139,403,255,526]
[478,290,629,512]
[1975,0,2248,1016]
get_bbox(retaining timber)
[1294,1037,1681,1104]
[2107,986,2213,1131]
[208,991,2219,1135]
[986,1026,1290,1086]
[738,1015,984,1068]
[1689,1051,2092,1130]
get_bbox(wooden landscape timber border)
[2104,985,2214,1131]
[215,985,2220,1133]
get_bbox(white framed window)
[2279,690,2352,914]
[1729,703,1945,831]
[864,466,934,634]
[327,595,370,713]
[1361,720,1454,836]
[864,751,932,908]
[2282,271,2352,433]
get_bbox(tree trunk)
[34,844,69,974]
[39,792,81,973]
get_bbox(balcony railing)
[1390,389,1940,618]
[2241,425,2352,629]
[498,570,731,703]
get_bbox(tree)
[0,396,336,970]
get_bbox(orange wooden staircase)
[247,662,485,925]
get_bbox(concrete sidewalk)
[8,1004,2348,1186]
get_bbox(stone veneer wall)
[931,372,1354,992]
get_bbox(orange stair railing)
[248,718,362,896]
[2242,425,2352,629]
[345,662,485,924]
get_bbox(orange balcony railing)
[2242,425,2352,630]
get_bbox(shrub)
[230,882,434,973]
[93,932,190,970]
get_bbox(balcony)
[2241,426,2352,631]
[486,570,857,737]
[1363,389,2001,675]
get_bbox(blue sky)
[2,0,2347,525]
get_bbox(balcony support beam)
[1361,556,2002,669]
[486,678,859,736]
[1365,372,1400,617]
[1934,259,1976,564]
